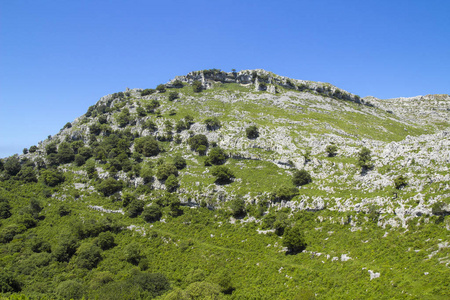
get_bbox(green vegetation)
[0,70,449,299]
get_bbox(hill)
[0,69,449,299]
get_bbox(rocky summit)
[0,69,449,299]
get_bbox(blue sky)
[1,0,449,158]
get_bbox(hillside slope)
[0,69,449,299]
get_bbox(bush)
[23,148,28,154]
[165,174,179,192]
[204,117,220,131]
[75,243,102,269]
[41,168,65,187]
[357,147,373,169]
[17,166,37,183]
[211,165,235,184]
[282,224,307,253]
[0,271,21,293]
[156,84,166,93]
[173,155,187,170]
[145,99,160,113]
[192,80,202,92]
[325,144,338,157]
[142,205,162,223]
[230,197,246,218]
[197,145,207,156]
[56,280,84,300]
[29,145,38,153]
[116,108,130,127]
[168,92,179,101]
[246,125,259,139]
[98,115,108,124]
[124,242,141,265]
[53,235,79,262]
[394,175,407,189]
[97,178,123,196]
[292,169,312,186]
[4,155,21,176]
[188,134,208,150]
[126,200,144,218]
[205,147,226,165]
[272,185,298,201]
[74,154,86,166]
[45,142,58,155]
[136,106,146,117]
[156,163,178,181]
[140,164,154,184]
[141,89,156,96]
[134,136,160,157]
[89,123,102,135]
[57,142,75,163]
[0,200,12,219]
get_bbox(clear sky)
[1,0,449,158]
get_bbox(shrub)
[56,280,84,300]
[98,115,108,124]
[53,235,79,262]
[143,119,158,131]
[23,148,28,154]
[188,134,208,150]
[246,125,259,139]
[196,145,207,156]
[282,224,307,254]
[126,200,144,218]
[172,79,184,88]
[78,147,93,159]
[74,154,86,166]
[4,155,21,176]
[192,80,202,92]
[17,166,37,183]
[394,175,408,189]
[29,145,38,153]
[211,165,235,184]
[41,168,65,187]
[89,123,102,135]
[97,178,123,196]
[136,106,146,117]
[165,174,179,192]
[116,108,130,127]
[230,197,246,218]
[75,243,102,269]
[0,200,12,219]
[175,120,186,132]
[173,155,187,169]
[272,185,298,201]
[57,142,75,163]
[357,147,373,169]
[0,271,21,293]
[145,99,160,113]
[142,205,162,223]
[141,89,156,96]
[134,136,160,157]
[168,92,179,101]
[292,169,312,186]
[205,147,226,165]
[63,122,72,129]
[204,117,220,131]
[156,163,178,181]
[325,144,338,157]
[156,84,166,93]
[124,242,141,265]
[140,164,154,184]
[45,142,58,155]
[431,201,447,215]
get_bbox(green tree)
[292,169,312,186]
[45,142,58,154]
[17,166,37,182]
[75,243,102,269]
[156,84,166,93]
[56,280,85,300]
[134,136,160,157]
[230,197,246,218]
[97,178,123,196]
[206,147,226,165]
[357,147,373,169]
[140,163,154,184]
[168,92,179,101]
[394,175,408,189]
[192,80,202,92]
[29,145,38,153]
[116,108,131,127]
[124,242,141,265]
[0,271,21,293]
[74,154,86,166]
[211,166,235,184]
[136,106,146,117]
[246,125,259,139]
[325,144,338,157]
[173,155,187,169]
[188,134,208,150]
[4,155,21,176]
[126,199,144,218]
[0,199,12,219]
[141,88,156,96]
[272,185,299,201]
[57,142,75,163]
[204,117,220,130]
[282,224,307,253]
[53,235,79,262]
[165,174,179,192]
[41,168,65,187]
[142,205,162,223]
[196,145,207,156]
[156,163,178,181]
